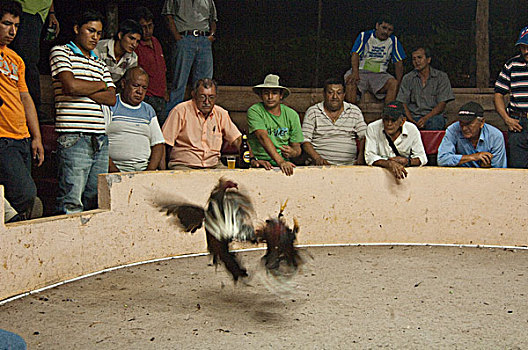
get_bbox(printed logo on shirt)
[0,56,19,81]
[267,127,289,140]
[366,46,388,59]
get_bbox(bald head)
[121,67,149,106]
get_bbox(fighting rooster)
[155,178,302,281]
[156,178,255,281]
[255,200,302,278]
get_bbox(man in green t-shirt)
[247,74,304,176]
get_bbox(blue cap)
[516,26,528,46]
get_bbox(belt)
[509,110,528,118]
[180,30,209,37]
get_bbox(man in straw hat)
[247,74,304,176]
[438,102,506,168]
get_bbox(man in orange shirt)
[0,0,44,220]
[162,78,271,170]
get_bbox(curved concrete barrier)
[1,166,527,301]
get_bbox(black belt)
[180,30,209,37]
[509,110,528,118]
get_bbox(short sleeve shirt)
[162,100,241,168]
[0,46,30,139]
[50,42,115,133]
[397,67,454,117]
[351,29,406,73]
[494,54,528,112]
[247,103,304,165]
[108,94,165,172]
[302,102,366,165]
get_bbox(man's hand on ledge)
[386,159,408,179]
[278,160,295,176]
[251,159,273,170]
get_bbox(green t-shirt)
[247,103,304,165]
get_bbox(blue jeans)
[507,116,528,168]
[56,133,108,214]
[414,114,446,130]
[166,35,213,113]
[0,329,26,350]
[144,95,168,127]
[0,138,37,214]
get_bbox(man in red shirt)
[134,7,168,126]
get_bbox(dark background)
[41,0,528,88]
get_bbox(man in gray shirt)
[162,0,217,112]
[397,47,454,130]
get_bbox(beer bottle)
[239,135,250,169]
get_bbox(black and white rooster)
[155,178,302,281]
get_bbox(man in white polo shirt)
[49,10,116,214]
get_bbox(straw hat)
[252,74,291,99]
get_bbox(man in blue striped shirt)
[438,102,506,168]
[345,16,406,105]
[494,26,528,168]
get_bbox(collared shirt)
[495,54,528,112]
[135,37,167,98]
[162,0,217,32]
[397,67,454,117]
[365,119,427,166]
[351,29,406,73]
[437,122,507,168]
[162,100,241,168]
[95,39,138,83]
[0,45,30,139]
[50,41,115,134]
[302,102,367,165]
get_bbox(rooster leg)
[206,231,248,281]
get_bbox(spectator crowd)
[0,0,525,221]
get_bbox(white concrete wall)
[1,167,527,301]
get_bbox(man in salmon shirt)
[162,78,242,170]
[0,0,44,220]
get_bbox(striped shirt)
[302,102,367,165]
[50,42,115,134]
[494,54,528,111]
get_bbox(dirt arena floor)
[1,245,527,349]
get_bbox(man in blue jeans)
[49,10,116,214]
[162,0,217,113]
[0,0,44,221]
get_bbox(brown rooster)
[156,178,255,281]
[255,200,302,278]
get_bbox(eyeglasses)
[195,95,216,103]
